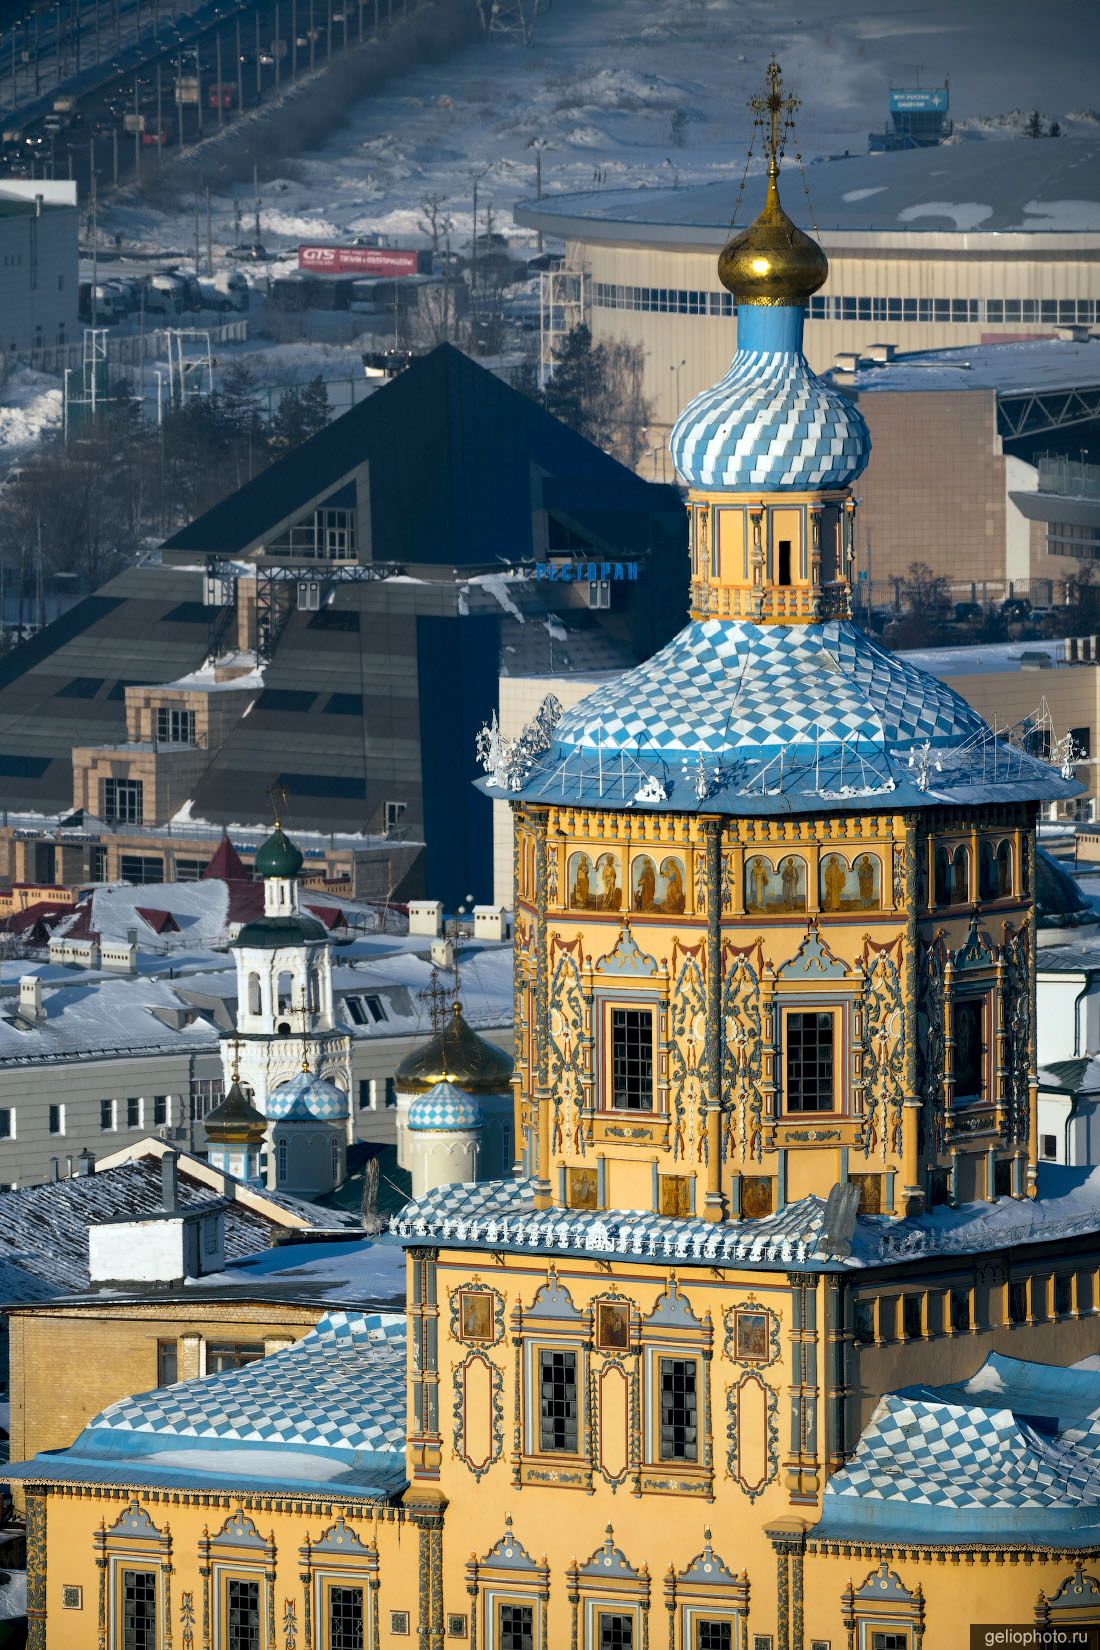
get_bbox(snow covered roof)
[834,339,1100,397]
[516,136,1100,249]
[818,1353,1100,1546]
[393,1170,1100,1273]
[10,1308,408,1501]
[0,1153,355,1301]
[0,972,219,1067]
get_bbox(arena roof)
[516,136,1100,251]
[835,339,1100,397]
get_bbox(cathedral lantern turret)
[670,67,869,627]
[219,818,351,1194]
[480,62,1078,1225]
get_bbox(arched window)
[979,839,997,900]
[934,845,952,906]
[277,970,294,1015]
[308,967,320,1013]
[996,838,1013,896]
[277,1138,288,1181]
[951,845,970,904]
[330,1136,340,1182]
[247,972,261,1016]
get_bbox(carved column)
[25,1485,46,1650]
[702,817,724,1221]
[533,811,552,1207]
[901,816,923,1212]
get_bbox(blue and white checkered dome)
[669,304,871,491]
[550,617,985,764]
[407,1079,482,1134]
[267,1068,348,1122]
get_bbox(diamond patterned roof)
[554,618,983,758]
[497,614,1078,815]
[819,1354,1100,1544]
[670,345,870,491]
[407,1079,482,1133]
[267,1068,349,1122]
[87,1309,406,1455]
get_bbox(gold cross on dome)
[416,966,448,1033]
[749,58,799,175]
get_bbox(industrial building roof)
[515,136,1100,247]
[834,339,1100,397]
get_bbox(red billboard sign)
[298,244,421,276]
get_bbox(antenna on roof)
[266,782,289,828]
[822,1182,861,1259]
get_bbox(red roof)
[135,907,180,935]
[307,905,347,931]
[62,900,99,940]
[203,836,250,883]
[7,902,68,938]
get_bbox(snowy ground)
[97,0,1100,264]
[0,369,62,456]
[7,0,1099,455]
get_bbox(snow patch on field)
[0,369,62,454]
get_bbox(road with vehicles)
[1,0,418,195]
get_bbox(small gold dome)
[718,165,829,307]
[395,1000,514,1096]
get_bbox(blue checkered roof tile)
[553,618,984,758]
[817,1353,1100,1544]
[83,1309,406,1460]
[669,304,871,492]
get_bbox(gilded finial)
[718,58,828,307]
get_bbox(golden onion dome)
[718,164,829,307]
[203,1078,267,1146]
[396,1000,514,1096]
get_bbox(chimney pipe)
[49,1157,59,1182]
[161,1149,179,1212]
[65,1154,73,1180]
[78,1148,95,1176]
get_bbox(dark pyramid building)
[0,347,685,907]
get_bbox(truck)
[207,83,237,110]
[122,112,146,134]
[207,269,249,312]
[174,77,200,106]
[145,273,186,314]
[52,94,78,114]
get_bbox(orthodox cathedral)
[16,63,1100,1650]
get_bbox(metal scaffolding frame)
[539,264,589,387]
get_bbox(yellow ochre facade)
[17,64,1100,1650]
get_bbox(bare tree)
[417,192,454,256]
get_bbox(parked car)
[953,601,983,624]
[1001,597,1032,622]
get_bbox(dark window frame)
[784,1009,837,1114]
[608,1005,655,1112]
[537,1345,579,1454]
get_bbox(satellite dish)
[822,1181,861,1258]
